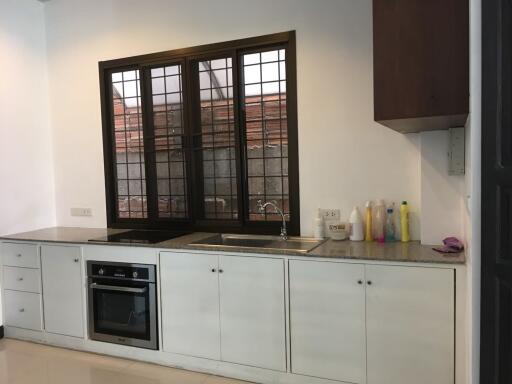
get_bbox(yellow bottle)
[365,201,373,242]
[400,201,410,242]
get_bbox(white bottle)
[313,208,324,239]
[349,206,364,241]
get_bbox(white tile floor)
[0,339,252,384]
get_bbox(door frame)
[481,0,512,382]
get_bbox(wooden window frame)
[99,31,300,235]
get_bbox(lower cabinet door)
[4,290,43,331]
[365,265,455,384]
[160,252,221,360]
[289,260,366,383]
[219,255,286,371]
[41,245,84,338]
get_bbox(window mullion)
[140,66,159,222]
[185,59,204,223]
[233,50,247,226]
[182,59,199,223]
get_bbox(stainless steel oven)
[87,261,158,350]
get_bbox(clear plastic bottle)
[373,199,385,243]
[385,207,396,242]
[313,208,324,239]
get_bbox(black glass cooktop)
[89,230,191,245]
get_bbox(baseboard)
[0,326,4,339]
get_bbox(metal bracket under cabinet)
[448,127,465,175]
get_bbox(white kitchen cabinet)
[41,245,84,338]
[1,242,40,268]
[365,265,454,384]
[160,252,221,360]
[3,266,41,293]
[0,237,461,384]
[4,290,43,331]
[160,252,286,370]
[219,255,286,371]
[289,260,366,383]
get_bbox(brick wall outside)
[114,93,288,220]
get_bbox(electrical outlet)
[70,208,93,217]
[319,209,341,221]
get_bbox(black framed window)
[148,63,188,219]
[110,69,147,219]
[99,31,299,235]
[242,48,289,222]
[194,57,238,221]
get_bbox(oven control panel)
[87,261,155,282]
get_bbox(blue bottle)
[385,207,396,242]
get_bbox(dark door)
[481,0,512,382]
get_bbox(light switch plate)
[319,209,341,221]
[70,208,92,217]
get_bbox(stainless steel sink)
[189,234,326,253]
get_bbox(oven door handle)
[89,283,147,294]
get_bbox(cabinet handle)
[367,281,372,285]
[16,253,22,258]
[211,268,217,273]
[19,308,25,313]
[357,280,363,285]
[74,258,79,263]
[17,277,24,282]
[219,269,224,273]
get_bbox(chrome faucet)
[257,200,288,240]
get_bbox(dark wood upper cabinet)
[373,0,469,133]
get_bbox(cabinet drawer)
[3,266,41,293]
[4,290,43,331]
[2,243,39,268]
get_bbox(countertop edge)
[0,227,466,265]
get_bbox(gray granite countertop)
[0,227,129,244]
[308,239,465,264]
[0,227,465,265]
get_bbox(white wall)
[0,0,56,325]
[0,0,467,241]
[0,0,56,236]
[43,0,423,239]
